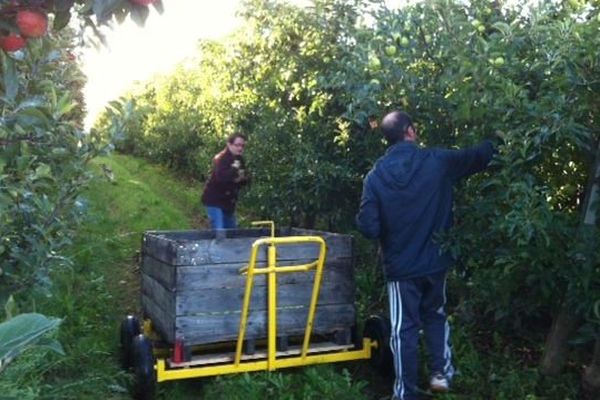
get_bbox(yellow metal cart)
[120,222,391,399]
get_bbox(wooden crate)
[140,227,356,346]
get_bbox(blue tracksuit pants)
[387,272,455,400]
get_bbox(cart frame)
[146,222,375,382]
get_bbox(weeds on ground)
[202,366,369,400]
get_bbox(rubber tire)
[120,315,141,369]
[363,314,394,377]
[132,334,156,400]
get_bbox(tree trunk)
[540,139,600,376]
[540,307,581,376]
[581,139,600,228]
[582,335,600,398]
[302,212,316,229]
[580,140,600,395]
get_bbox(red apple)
[16,10,48,38]
[131,0,156,5]
[0,33,26,52]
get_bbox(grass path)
[79,154,203,314]
[81,155,210,397]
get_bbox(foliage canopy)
[99,0,600,395]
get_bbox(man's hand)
[491,129,505,146]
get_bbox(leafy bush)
[0,0,168,300]
[0,28,103,298]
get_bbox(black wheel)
[363,314,394,377]
[120,315,141,369]
[132,334,156,400]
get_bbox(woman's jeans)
[206,206,236,229]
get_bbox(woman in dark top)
[201,133,250,229]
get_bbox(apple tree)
[360,0,600,392]
[0,0,162,294]
[0,0,166,393]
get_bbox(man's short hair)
[381,110,413,145]
[227,132,247,144]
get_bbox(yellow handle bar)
[235,235,327,369]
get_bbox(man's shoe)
[430,373,449,393]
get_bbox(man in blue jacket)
[356,110,494,400]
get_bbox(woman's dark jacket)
[201,148,249,213]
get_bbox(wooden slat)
[175,277,355,315]
[141,274,175,313]
[142,234,175,265]
[142,229,271,264]
[141,256,355,292]
[175,258,354,291]
[145,228,275,242]
[141,293,175,343]
[167,341,354,368]
[143,229,353,266]
[176,304,356,346]
[141,256,176,290]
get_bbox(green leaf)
[2,56,18,103]
[34,163,52,180]
[55,92,77,119]
[0,313,62,371]
[93,0,123,23]
[53,9,72,31]
[492,22,511,36]
[16,108,51,129]
[51,147,68,156]
[4,296,17,320]
[49,86,58,109]
[0,20,15,32]
[15,97,46,112]
[31,337,65,356]
[108,100,124,113]
[55,0,75,12]
[114,6,128,24]
[80,0,95,14]
[152,0,164,14]
[129,4,150,27]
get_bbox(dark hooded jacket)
[356,140,494,281]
